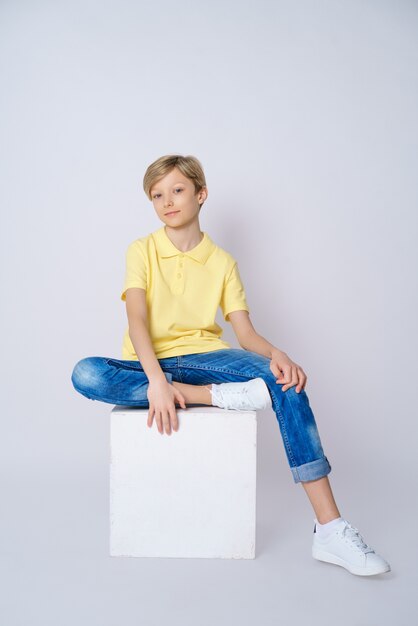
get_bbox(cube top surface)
[111,405,257,416]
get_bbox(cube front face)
[110,406,257,559]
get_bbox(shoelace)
[341,522,375,554]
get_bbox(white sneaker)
[209,378,272,411]
[312,517,391,576]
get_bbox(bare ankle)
[317,513,341,524]
[204,385,213,405]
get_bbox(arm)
[228,310,307,393]
[125,287,167,384]
[125,288,187,432]
[228,310,280,358]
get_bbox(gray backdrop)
[1,0,417,624]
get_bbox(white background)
[1,0,417,624]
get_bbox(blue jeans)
[71,348,332,484]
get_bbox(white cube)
[110,406,257,559]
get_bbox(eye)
[152,193,161,199]
[174,188,183,193]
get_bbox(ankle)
[316,513,341,525]
[204,385,213,405]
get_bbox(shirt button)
[179,262,183,267]
[177,273,182,278]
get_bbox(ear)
[198,187,208,204]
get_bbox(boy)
[71,154,391,576]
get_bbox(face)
[150,167,208,229]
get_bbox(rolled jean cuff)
[291,456,332,484]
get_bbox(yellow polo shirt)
[120,226,250,360]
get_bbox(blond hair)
[143,154,207,208]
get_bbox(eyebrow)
[151,182,187,192]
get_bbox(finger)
[282,366,298,391]
[276,365,291,385]
[275,364,286,379]
[293,367,302,392]
[156,412,163,434]
[162,411,171,435]
[296,368,307,392]
[169,407,179,432]
[290,366,299,389]
[147,406,154,427]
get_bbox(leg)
[176,348,338,519]
[178,349,332,482]
[72,353,391,576]
[71,352,338,522]
[301,476,341,524]
[171,381,212,405]
[71,356,174,405]
[71,356,214,406]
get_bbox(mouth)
[165,210,180,216]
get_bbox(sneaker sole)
[312,546,391,576]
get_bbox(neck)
[164,223,203,252]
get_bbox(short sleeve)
[120,241,148,301]
[220,262,250,322]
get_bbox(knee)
[274,383,311,409]
[255,365,279,390]
[71,356,104,393]
[246,359,310,404]
[259,370,309,404]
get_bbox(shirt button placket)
[174,254,185,294]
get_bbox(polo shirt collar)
[153,226,214,264]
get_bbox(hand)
[147,379,187,435]
[269,349,307,393]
